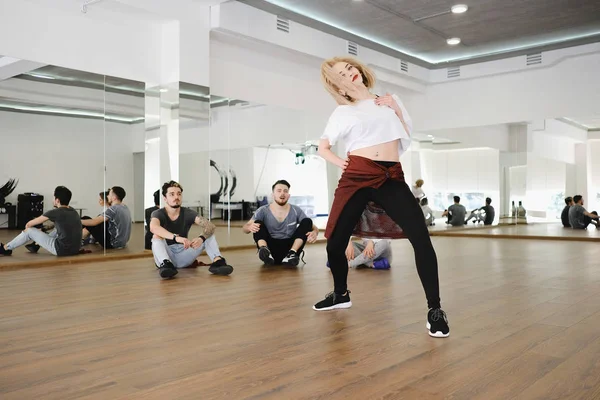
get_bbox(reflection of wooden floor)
[432,222,600,242]
[2,237,600,399]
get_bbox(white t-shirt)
[321,94,413,157]
[412,186,425,199]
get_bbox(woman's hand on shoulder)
[375,93,402,114]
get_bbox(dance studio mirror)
[0,56,153,263]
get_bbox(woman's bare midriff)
[348,139,400,162]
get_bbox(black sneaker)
[209,257,234,276]
[0,243,12,256]
[158,260,178,279]
[258,246,274,265]
[427,308,450,338]
[313,291,352,311]
[282,250,300,267]
[25,243,40,254]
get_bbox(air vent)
[276,16,289,33]
[347,41,358,56]
[447,66,460,78]
[400,60,408,73]
[526,53,542,66]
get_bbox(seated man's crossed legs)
[152,235,233,279]
[254,218,313,267]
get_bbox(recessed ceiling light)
[427,135,434,138]
[451,4,468,13]
[447,37,461,45]
[160,88,168,93]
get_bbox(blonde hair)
[415,179,424,187]
[321,56,376,105]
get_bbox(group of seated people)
[0,185,132,257]
[420,196,496,227]
[561,195,599,229]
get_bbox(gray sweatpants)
[349,239,392,268]
[6,228,58,255]
[152,235,222,268]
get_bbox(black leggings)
[254,218,313,264]
[327,174,441,309]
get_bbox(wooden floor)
[2,237,600,399]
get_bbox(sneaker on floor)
[373,257,390,270]
[25,243,40,254]
[427,308,450,338]
[0,243,12,256]
[313,291,352,311]
[258,246,275,265]
[158,260,178,279]
[282,250,300,267]
[209,257,234,276]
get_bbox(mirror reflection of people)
[316,56,449,338]
[81,186,132,249]
[466,197,495,225]
[517,201,527,218]
[412,179,425,201]
[568,195,599,230]
[243,180,319,266]
[145,190,160,250]
[81,190,110,245]
[442,196,466,227]
[421,198,434,226]
[0,186,82,257]
[150,181,233,279]
[561,197,573,228]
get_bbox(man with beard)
[243,180,319,266]
[150,180,233,279]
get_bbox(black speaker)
[6,205,17,229]
[17,193,44,229]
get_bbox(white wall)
[420,148,500,212]
[0,111,142,218]
[0,0,163,83]
[525,155,567,219]
[253,148,329,215]
[588,140,600,212]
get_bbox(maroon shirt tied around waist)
[325,155,407,239]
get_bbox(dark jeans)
[327,178,441,309]
[580,211,598,229]
[254,218,313,264]
[82,217,113,249]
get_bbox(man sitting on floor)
[145,190,160,250]
[81,186,132,249]
[242,180,319,266]
[561,196,573,228]
[466,197,496,225]
[150,180,233,279]
[568,195,599,230]
[0,186,82,257]
[442,196,467,227]
[340,237,393,269]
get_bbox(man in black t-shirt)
[561,196,573,227]
[144,190,160,250]
[150,180,233,279]
[0,186,82,257]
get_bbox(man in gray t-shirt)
[442,196,467,227]
[150,180,233,279]
[1,186,82,257]
[568,195,599,229]
[243,180,319,266]
[81,186,132,249]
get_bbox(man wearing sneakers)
[150,180,233,279]
[243,180,319,266]
[0,186,82,257]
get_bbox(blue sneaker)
[373,257,390,269]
